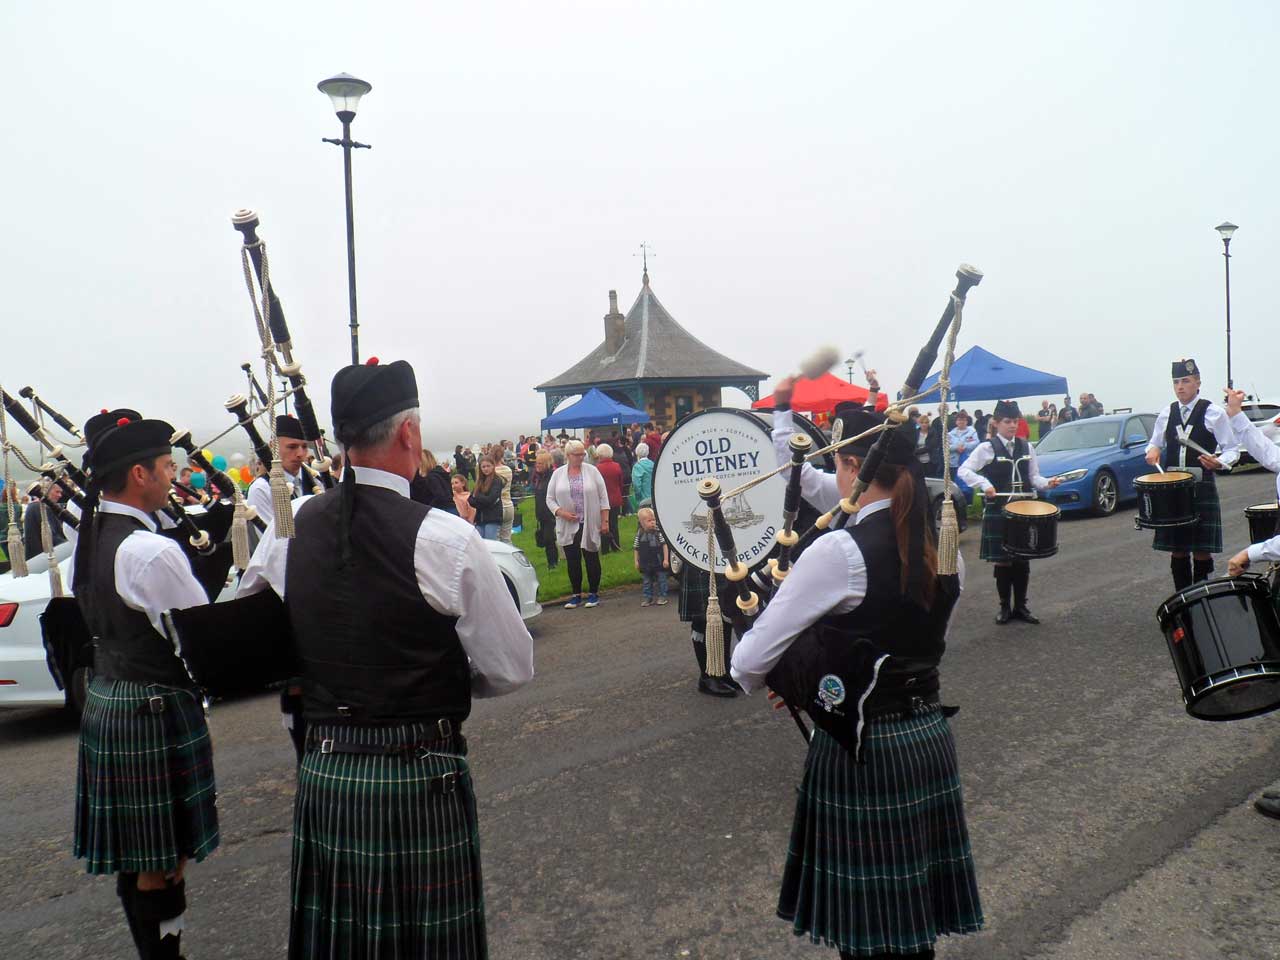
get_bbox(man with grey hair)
[239,359,534,959]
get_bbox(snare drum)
[1134,471,1197,529]
[1244,502,1279,545]
[1001,499,1060,559]
[1156,575,1280,721]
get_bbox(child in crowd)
[633,507,669,607]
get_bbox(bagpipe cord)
[37,478,63,597]
[239,239,294,538]
[703,521,727,677]
[935,294,964,575]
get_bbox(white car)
[0,537,540,713]
[1238,398,1280,458]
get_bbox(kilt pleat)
[778,709,983,956]
[978,506,1009,563]
[678,568,709,622]
[1152,480,1223,554]
[290,721,487,960]
[73,675,219,875]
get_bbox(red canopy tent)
[752,372,889,415]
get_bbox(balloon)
[202,448,215,462]
[190,471,207,489]
[230,452,246,465]
[239,466,252,483]
[211,455,228,471]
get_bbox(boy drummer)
[958,400,1062,624]
[1143,359,1239,591]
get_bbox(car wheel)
[932,494,968,533]
[1092,470,1118,516]
[65,666,90,715]
[503,575,521,610]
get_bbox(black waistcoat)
[816,509,959,708]
[979,435,1032,493]
[1162,398,1217,482]
[81,512,195,688]
[284,484,470,725]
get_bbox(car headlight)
[513,550,532,568]
[1052,469,1088,483]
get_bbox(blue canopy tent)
[540,388,648,431]
[919,346,1069,402]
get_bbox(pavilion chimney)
[604,289,625,354]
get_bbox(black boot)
[1193,557,1214,583]
[117,873,148,958]
[1171,555,1192,592]
[692,628,738,697]
[1011,562,1039,624]
[994,566,1012,624]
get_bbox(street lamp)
[1215,221,1237,388]
[844,357,856,384]
[318,72,373,365]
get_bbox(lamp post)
[1215,221,1237,389]
[318,73,373,365]
[845,358,856,384]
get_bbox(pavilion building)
[535,269,767,427]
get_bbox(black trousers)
[563,526,601,595]
[536,512,558,566]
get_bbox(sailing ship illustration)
[683,493,766,533]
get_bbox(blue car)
[1034,413,1157,516]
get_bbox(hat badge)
[831,418,844,442]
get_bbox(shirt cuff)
[1248,543,1268,564]
[729,665,758,694]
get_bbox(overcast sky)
[5,1,1276,457]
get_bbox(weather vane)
[634,241,656,281]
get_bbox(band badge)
[831,419,844,442]
[816,674,846,713]
[1185,360,1196,374]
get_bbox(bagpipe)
[656,265,982,749]
[230,208,335,538]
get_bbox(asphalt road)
[4,470,1280,960]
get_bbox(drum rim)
[652,406,782,575]
[1003,499,1059,518]
[1156,573,1272,622]
[1185,664,1280,721]
[1135,471,1195,485]
[751,409,835,472]
[1244,502,1280,515]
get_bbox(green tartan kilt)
[978,504,1011,563]
[1152,480,1223,554]
[74,676,219,875]
[290,721,487,960]
[678,565,710,622]
[779,709,984,956]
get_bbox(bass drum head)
[654,408,785,574]
[750,410,835,473]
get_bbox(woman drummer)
[731,407,983,960]
[957,399,1061,625]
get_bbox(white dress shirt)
[95,500,210,635]
[246,469,304,527]
[729,498,965,694]
[238,465,534,698]
[1227,413,1280,564]
[771,409,840,513]
[1145,395,1239,469]
[957,437,1050,495]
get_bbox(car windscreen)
[1036,421,1120,452]
[1243,404,1279,423]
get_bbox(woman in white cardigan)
[544,439,610,609]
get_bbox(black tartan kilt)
[779,711,984,955]
[74,676,219,875]
[290,721,487,960]
[1152,480,1223,554]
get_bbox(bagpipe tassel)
[937,497,960,575]
[704,586,727,678]
[47,554,64,597]
[39,503,62,597]
[231,496,252,569]
[269,459,295,538]
[6,519,27,578]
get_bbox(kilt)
[74,676,219,875]
[978,503,1010,562]
[779,709,983,956]
[290,721,486,960]
[1152,480,1223,554]
[678,566,709,622]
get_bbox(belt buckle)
[436,717,452,739]
[440,771,458,794]
[909,696,926,712]
[148,695,165,714]
[319,738,334,755]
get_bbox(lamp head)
[318,73,372,119]
[1215,221,1238,242]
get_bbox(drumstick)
[1176,435,1218,460]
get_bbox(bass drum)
[654,408,786,574]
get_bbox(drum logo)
[1028,527,1038,550]
[683,494,766,534]
[1143,493,1152,517]
[817,674,846,713]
